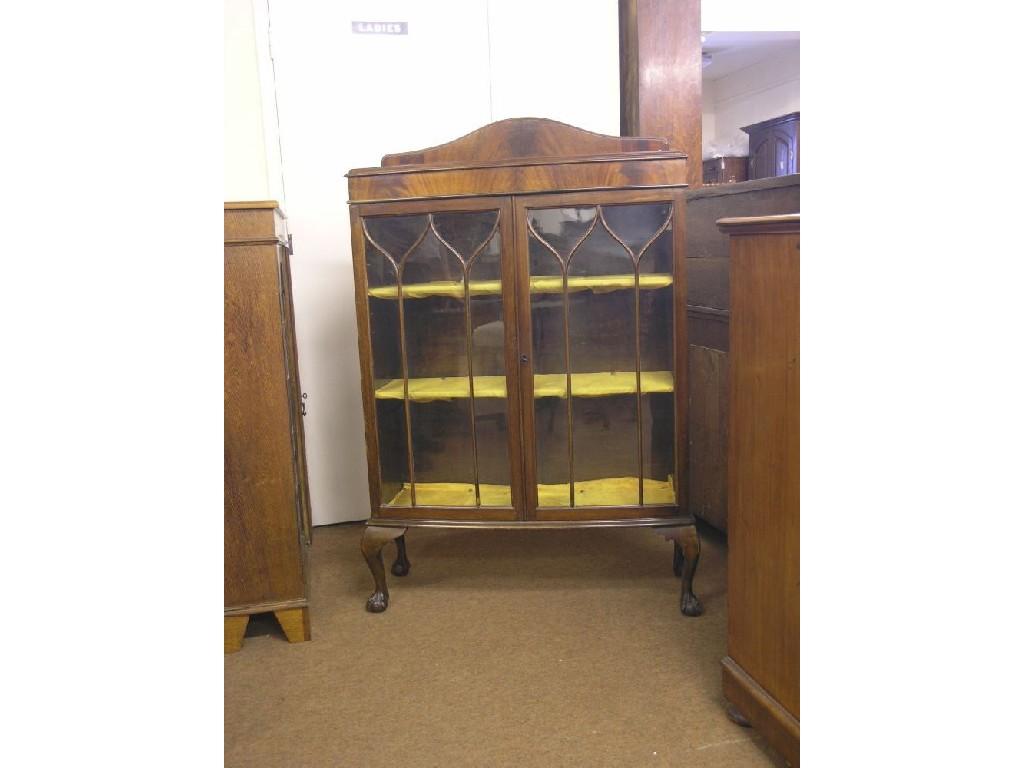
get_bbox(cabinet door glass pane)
[363,210,510,507]
[468,242,512,498]
[527,202,675,507]
[634,217,675,489]
[365,240,408,504]
[528,224,570,497]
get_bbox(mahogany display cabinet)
[346,118,701,616]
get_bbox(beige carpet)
[225,522,785,767]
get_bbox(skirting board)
[721,656,799,766]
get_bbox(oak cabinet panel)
[224,202,311,651]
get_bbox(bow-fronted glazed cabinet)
[347,119,701,616]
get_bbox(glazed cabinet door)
[351,198,523,520]
[514,190,687,521]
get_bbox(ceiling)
[702,31,799,82]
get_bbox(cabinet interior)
[362,202,678,510]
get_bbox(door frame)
[511,187,688,522]
[351,195,524,521]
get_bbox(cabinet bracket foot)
[224,615,249,654]
[274,607,311,643]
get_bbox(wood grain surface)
[224,615,249,654]
[274,607,311,644]
[348,156,688,204]
[225,205,308,615]
[687,345,728,531]
[721,216,800,764]
[620,0,703,189]
[379,117,668,167]
[224,205,287,242]
[684,178,800,532]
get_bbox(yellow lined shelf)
[386,483,513,507]
[367,273,673,300]
[374,370,674,402]
[538,477,676,507]
[384,476,676,508]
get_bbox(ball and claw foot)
[681,590,704,617]
[366,590,389,613]
[674,525,703,618]
[391,534,410,577]
[361,526,406,614]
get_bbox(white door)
[268,0,618,524]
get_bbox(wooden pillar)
[619,0,702,189]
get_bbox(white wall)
[255,0,618,525]
[487,1,619,133]
[702,0,800,31]
[224,0,270,199]
[266,0,491,527]
[249,0,285,203]
[701,78,717,155]
[704,44,799,158]
[700,0,801,159]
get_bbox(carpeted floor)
[225,522,785,767]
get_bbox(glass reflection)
[363,210,509,507]
[527,202,676,507]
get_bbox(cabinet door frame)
[351,195,524,522]
[749,135,772,180]
[511,188,687,522]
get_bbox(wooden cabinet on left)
[224,201,312,653]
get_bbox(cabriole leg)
[361,525,407,613]
[661,525,704,617]
[677,524,704,616]
[391,534,411,577]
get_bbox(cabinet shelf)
[384,476,675,507]
[367,273,673,300]
[374,370,674,401]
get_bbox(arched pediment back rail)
[380,118,671,168]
